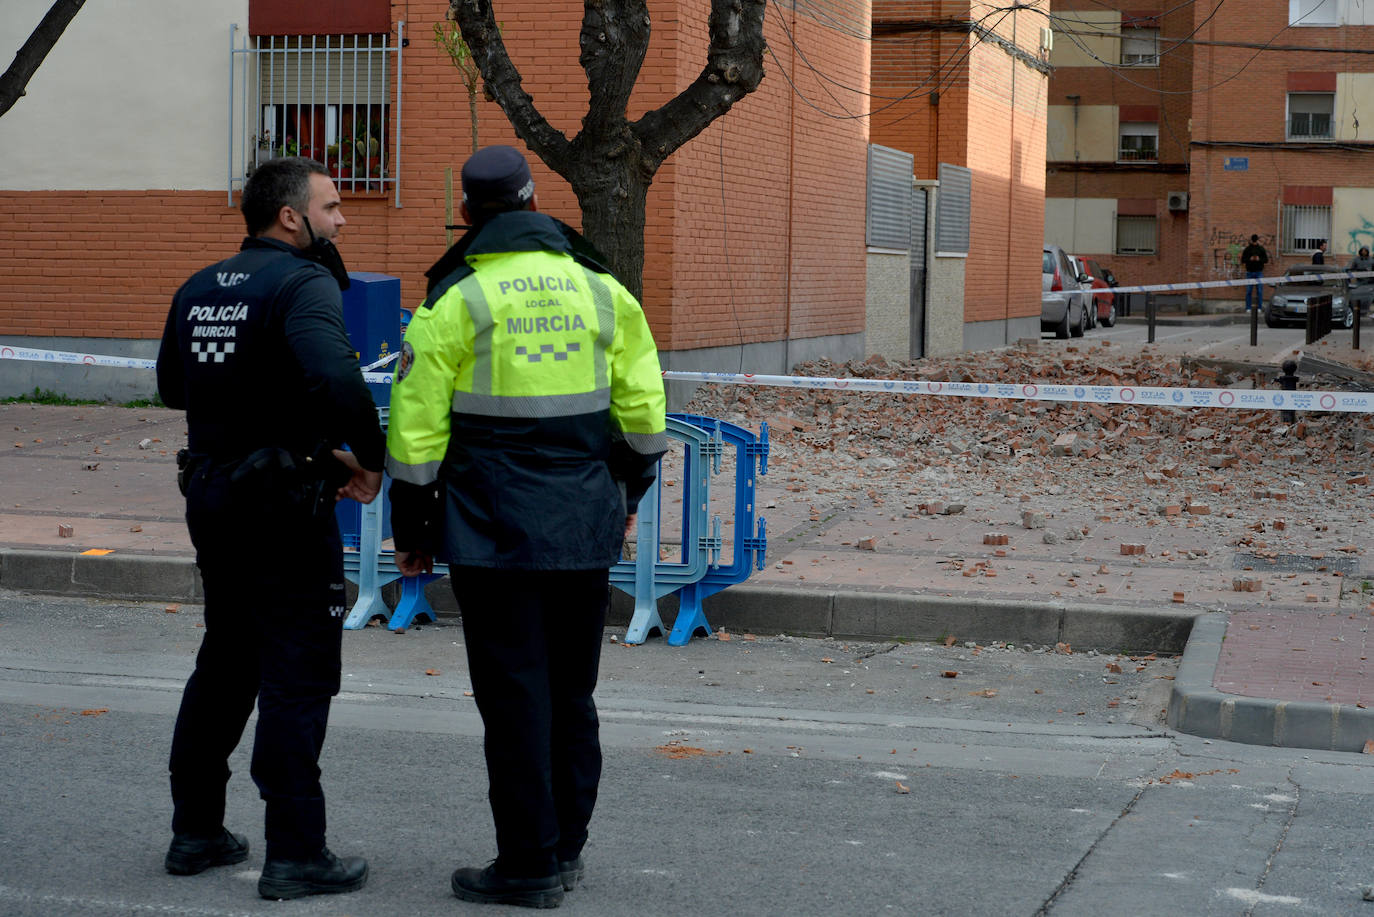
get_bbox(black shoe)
[557,856,584,892]
[165,828,249,876]
[258,848,368,900]
[451,863,563,908]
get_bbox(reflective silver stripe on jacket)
[459,273,495,397]
[451,388,612,418]
[622,431,670,454]
[581,266,616,391]
[385,455,443,486]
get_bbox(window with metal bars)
[1116,215,1157,255]
[1118,123,1158,162]
[1281,204,1331,253]
[231,31,401,200]
[1288,93,1333,139]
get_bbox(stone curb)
[1166,613,1374,753]
[10,547,1370,754]
[0,548,204,603]
[0,548,1196,653]
[606,585,1197,654]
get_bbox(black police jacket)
[156,236,385,472]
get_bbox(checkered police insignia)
[514,342,581,363]
[396,341,415,382]
[191,341,236,363]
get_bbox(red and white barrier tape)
[1107,269,1374,296]
[4,346,1369,413]
[661,371,1374,415]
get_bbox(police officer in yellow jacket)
[386,145,667,908]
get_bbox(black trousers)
[452,566,609,878]
[168,465,345,861]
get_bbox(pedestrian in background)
[1311,239,1327,264]
[156,156,382,901]
[1241,234,1269,312]
[1348,245,1374,320]
[386,145,668,908]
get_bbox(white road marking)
[1221,887,1304,906]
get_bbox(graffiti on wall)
[1209,229,1275,280]
[1346,217,1374,255]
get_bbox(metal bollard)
[1355,302,1363,351]
[1146,293,1155,344]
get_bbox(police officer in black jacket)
[156,156,384,901]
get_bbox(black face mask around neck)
[301,216,351,291]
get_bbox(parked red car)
[1071,256,1117,328]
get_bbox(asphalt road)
[2,592,1372,916]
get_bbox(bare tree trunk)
[567,143,651,298]
[450,0,765,302]
[0,0,86,120]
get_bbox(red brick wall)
[961,37,1047,325]
[1047,0,1194,288]
[872,2,1047,325]
[1186,4,1374,290]
[0,0,869,355]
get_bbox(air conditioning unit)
[1167,191,1190,212]
[1040,27,1053,53]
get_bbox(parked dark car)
[1266,265,1355,329]
[1042,244,1088,339]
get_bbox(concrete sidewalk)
[1,398,1372,753]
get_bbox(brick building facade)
[1047,1,1374,305]
[0,0,872,399]
[871,1,1051,350]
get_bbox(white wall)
[0,0,247,190]
[1343,0,1374,25]
[1047,104,1117,163]
[1045,197,1116,253]
[1047,11,1119,70]
[1333,187,1374,258]
[1336,73,1374,142]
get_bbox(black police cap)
[461,145,535,213]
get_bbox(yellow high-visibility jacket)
[386,211,667,569]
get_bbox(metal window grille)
[935,163,971,255]
[1118,123,1158,161]
[1120,28,1159,66]
[1281,204,1331,253]
[1288,93,1333,139]
[229,25,403,204]
[866,144,914,250]
[1116,216,1156,255]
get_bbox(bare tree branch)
[633,0,766,171]
[451,0,573,176]
[0,0,86,120]
[446,0,767,299]
[577,0,650,138]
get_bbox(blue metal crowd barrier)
[338,405,448,631]
[339,410,767,642]
[609,414,769,645]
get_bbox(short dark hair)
[241,156,328,236]
[1250,234,1259,243]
